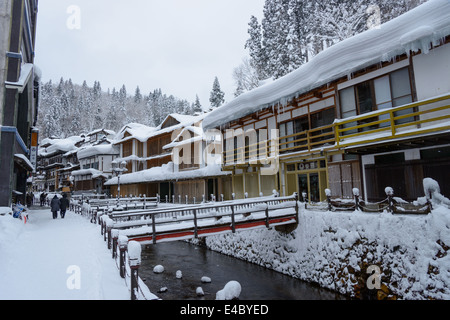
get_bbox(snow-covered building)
[203,0,450,202]
[0,0,39,206]
[36,136,85,192]
[71,134,119,194]
[106,113,232,201]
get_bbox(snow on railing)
[318,179,446,215]
[100,193,299,245]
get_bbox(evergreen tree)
[134,86,142,104]
[245,16,268,80]
[193,95,202,114]
[209,77,225,109]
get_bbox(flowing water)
[139,241,348,300]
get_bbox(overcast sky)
[34,0,265,110]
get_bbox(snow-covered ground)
[0,208,137,300]
[2,191,449,300]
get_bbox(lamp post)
[112,160,128,207]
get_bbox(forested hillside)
[37,78,195,139]
[234,0,426,96]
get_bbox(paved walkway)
[0,207,131,300]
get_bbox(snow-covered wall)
[203,205,450,300]
[413,42,450,100]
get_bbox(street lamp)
[112,160,128,206]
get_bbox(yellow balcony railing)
[222,94,450,167]
[335,94,450,148]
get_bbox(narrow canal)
[139,241,348,300]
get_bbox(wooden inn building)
[202,0,450,203]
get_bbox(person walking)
[59,193,70,219]
[40,192,45,206]
[50,195,60,219]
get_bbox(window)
[339,67,413,127]
[279,121,294,152]
[340,86,357,119]
[356,81,375,114]
[310,108,335,128]
[137,142,144,158]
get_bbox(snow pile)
[0,207,13,216]
[203,0,450,129]
[205,205,450,300]
[0,213,26,245]
[196,287,205,296]
[153,265,165,274]
[216,281,242,300]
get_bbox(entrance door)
[298,173,321,203]
[298,174,308,200]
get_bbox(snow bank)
[205,205,450,300]
[203,0,450,129]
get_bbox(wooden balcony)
[222,94,450,168]
[335,94,450,149]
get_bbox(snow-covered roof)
[105,162,230,186]
[87,128,116,137]
[71,168,109,179]
[77,142,119,159]
[114,113,208,144]
[203,0,450,129]
[39,136,85,157]
[163,125,205,150]
[114,123,157,144]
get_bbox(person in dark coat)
[40,193,45,206]
[50,195,60,219]
[59,193,70,219]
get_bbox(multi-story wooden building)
[72,133,119,194]
[36,136,84,192]
[203,0,450,202]
[106,113,231,201]
[0,0,39,206]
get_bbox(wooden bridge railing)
[101,194,299,245]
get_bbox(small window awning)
[5,63,34,93]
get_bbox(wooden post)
[265,201,269,228]
[193,209,198,239]
[385,187,394,213]
[128,241,141,301]
[294,192,299,222]
[231,205,236,233]
[112,229,119,259]
[353,188,360,211]
[152,213,157,245]
[106,219,114,249]
[325,189,332,212]
[118,235,128,279]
